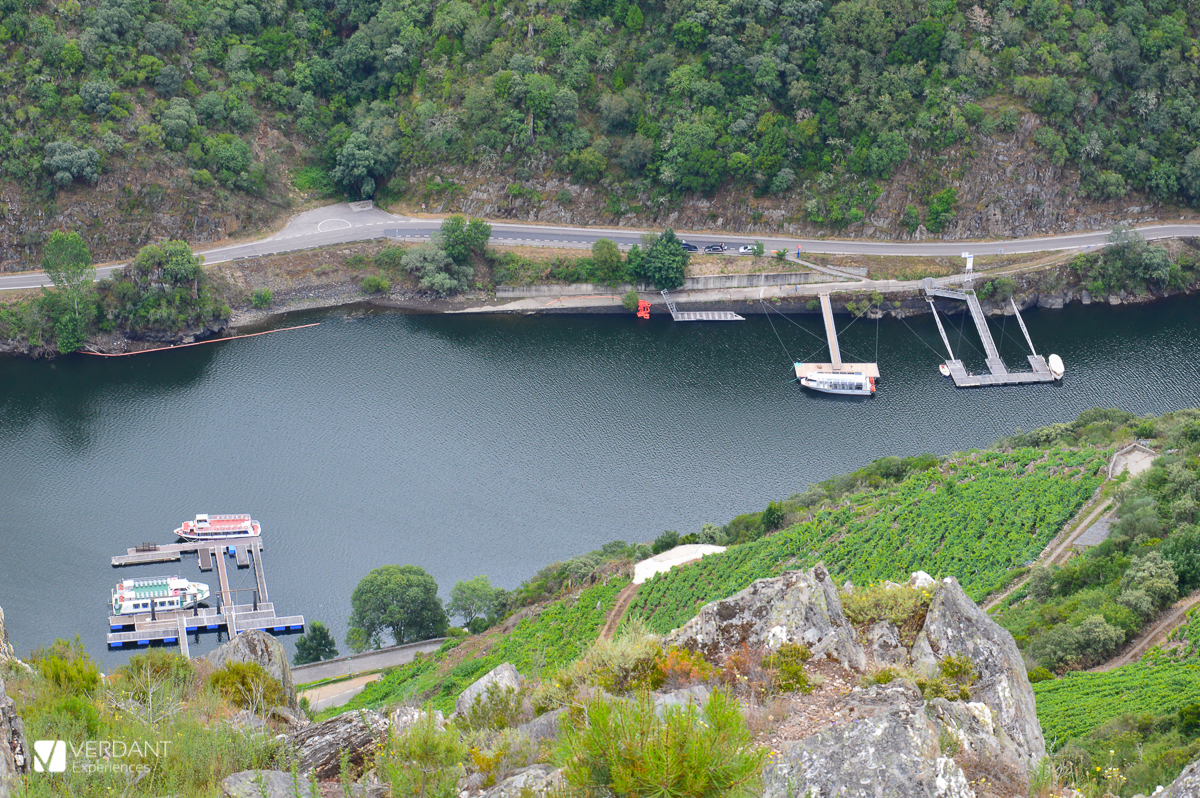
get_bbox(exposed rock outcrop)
[478,765,564,798]
[666,565,866,671]
[1158,753,1200,798]
[670,568,1044,796]
[288,709,388,780]
[0,607,28,798]
[455,662,521,717]
[762,683,973,798]
[206,630,297,710]
[219,770,319,798]
[910,578,1046,777]
[515,709,564,744]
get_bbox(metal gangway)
[659,289,744,321]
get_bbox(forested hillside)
[1,0,1199,248]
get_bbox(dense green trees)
[634,229,688,290]
[447,575,501,633]
[2,0,1197,223]
[97,240,229,335]
[347,564,448,651]
[292,620,339,665]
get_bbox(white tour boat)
[1048,354,1065,380]
[175,513,261,542]
[798,371,876,396]
[112,576,209,616]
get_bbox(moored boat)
[798,371,876,396]
[175,513,261,542]
[939,364,951,377]
[1048,354,1065,380]
[112,576,209,615]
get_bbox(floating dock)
[793,293,880,381]
[107,538,303,652]
[660,289,744,321]
[924,281,1057,388]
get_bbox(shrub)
[622,289,639,312]
[557,689,766,798]
[459,683,528,732]
[30,637,100,696]
[841,584,934,644]
[652,530,679,554]
[379,711,466,798]
[208,661,288,709]
[762,643,812,694]
[654,646,718,690]
[562,624,663,695]
[250,288,272,308]
[1027,667,1055,683]
[761,501,785,531]
[361,275,391,294]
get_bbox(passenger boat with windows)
[175,513,261,542]
[798,371,877,396]
[112,576,210,616]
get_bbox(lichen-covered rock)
[391,706,445,734]
[288,709,388,780]
[1159,752,1200,798]
[516,709,564,744]
[206,630,297,710]
[0,607,12,662]
[866,621,906,667]
[666,566,866,671]
[455,662,521,717]
[219,769,318,798]
[927,697,1028,789]
[762,684,973,798]
[0,678,29,798]
[478,765,564,798]
[653,685,711,715]
[910,577,1046,778]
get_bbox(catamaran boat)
[798,370,876,396]
[175,513,261,542]
[112,576,209,616]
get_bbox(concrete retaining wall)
[494,271,823,298]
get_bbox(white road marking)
[317,218,352,232]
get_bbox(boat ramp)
[107,539,304,655]
[924,280,1059,388]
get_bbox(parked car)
[679,240,699,252]
[703,243,727,253]
[738,244,758,255]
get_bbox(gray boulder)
[219,770,318,798]
[1159,753,1200,798]
[206,630,297,710]
[479,765,564,798]
[865,621,906,667]
[516,709,565,744]
[762,683,973,798]
[456,662,521,717]
[910,577,1045,778]
[666,566,866,670]
[653,685,711,715]
[390,706,445,734]
[288,709,388,780]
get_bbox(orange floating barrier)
[636,300,650,319]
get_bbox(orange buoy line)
[79,322,321,357]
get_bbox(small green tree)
[447,575,499,632]
[41,230,96,353]
[622,290,640,311]
[652,530,680,554]
[591,238,625,285]
[437,215,492,267]
[293,620,339,665]
[634,229,688,290]
[250,288,272,309]
[347,565,448,650]
[625,4,643,29]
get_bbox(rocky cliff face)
[669,568,1045,798]
[404,116,1188,242]
[206,629,298,710]
[0,607,28,798]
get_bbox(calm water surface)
[3,297,1200,663]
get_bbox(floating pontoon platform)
[793,294,880,382]
[660,290,744,321]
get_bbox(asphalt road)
[4,200,1199,291]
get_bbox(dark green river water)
[3,296,1200,662]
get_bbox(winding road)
[3,200,1200,291]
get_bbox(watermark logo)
[32,740,66,773]
[31,739,169,775]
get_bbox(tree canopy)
[447,575,500,633]
[634,229,688,290]
[347,564,448,650]
[40,231,96,353]
[293,620,339,665]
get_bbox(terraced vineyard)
[335,578,630,715]
[1034,661,1200,743]
[630,447,1108,635]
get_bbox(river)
[3,296,1200,664]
